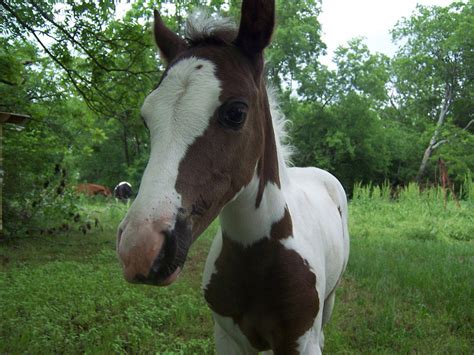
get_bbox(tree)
[391,1,474,182]
[289,38,398,192]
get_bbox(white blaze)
[121,57,222,228]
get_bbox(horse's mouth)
[118,207,193,287]
[132,256,184,286]
[146,238,189,286]
[157,266,182,286]
[133,263,183,286]
[134,210,192,287]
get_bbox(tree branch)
[462,119,473,131]
[0,78,17,86]
[416,82,453,182]
[29,1,158,76]
[0,1,95,107]
[431,139,448,150]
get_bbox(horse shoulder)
[286,167,347,214]
[283,167,349,296]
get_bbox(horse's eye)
[218,100,248,130]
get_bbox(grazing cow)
[114,181,133,202]
[116,2,349,354]
[75,183,111,197]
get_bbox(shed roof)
[0,112,31,126]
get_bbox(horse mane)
[267,87,294,171]
[185,10,293,170]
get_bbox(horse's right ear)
[234,0,275,58]
[153,10,187,64]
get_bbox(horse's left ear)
[234,0,275,58]
[153,9,187,64]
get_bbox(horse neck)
[219,89,292,246]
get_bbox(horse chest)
[204,235,319,352]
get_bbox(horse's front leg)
[214,320,258,355]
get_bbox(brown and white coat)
[116,1,349,354]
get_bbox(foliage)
[351,181,474,242]
[267,0,325,87]
[291,1,472,191]
[391,1,474,182]
[1,188,472,353]
[289,39,401,191]
[0,37,105,237]
[0,0,473,235]
[3,157,104,238]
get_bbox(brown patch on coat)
[204,232,319,353]
[173,44,279,238]
[270,207,293,240]
[255,82,280,208]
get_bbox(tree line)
[1,0,472,236]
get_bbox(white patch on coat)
[219,172,288,247]
[280,167,349,293]
[202,227,223,290]
[279,166,350,353]
[212,313,258,354]
[119,57,221,235]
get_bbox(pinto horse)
[113,181,133,202]
[116,1,349,353]
[75,183,111,197]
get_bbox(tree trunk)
[135,133,141,156]
[122,123,130,167]
[416,84,453,183]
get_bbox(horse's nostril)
[151,242,167,273]
[148,229,178,279]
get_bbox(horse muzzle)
[116,209,192,286]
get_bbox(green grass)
[1,186,473,353]
[0,201,216,354]
[324,183,473,353]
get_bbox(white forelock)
[185,9,236,42]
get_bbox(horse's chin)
[156,266,182,286]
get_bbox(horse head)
[117,0,279,286]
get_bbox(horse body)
[116,1,349,353]
[203,163,349,355]
[75,183,111,197]
[114,181,133,201]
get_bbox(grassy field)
[1,185,473,353]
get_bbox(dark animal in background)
[114,181,133,202]
[75,183,112,197]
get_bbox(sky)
[318,0,456,67]
[115,0,456,67]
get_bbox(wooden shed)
[0,112,30,237]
